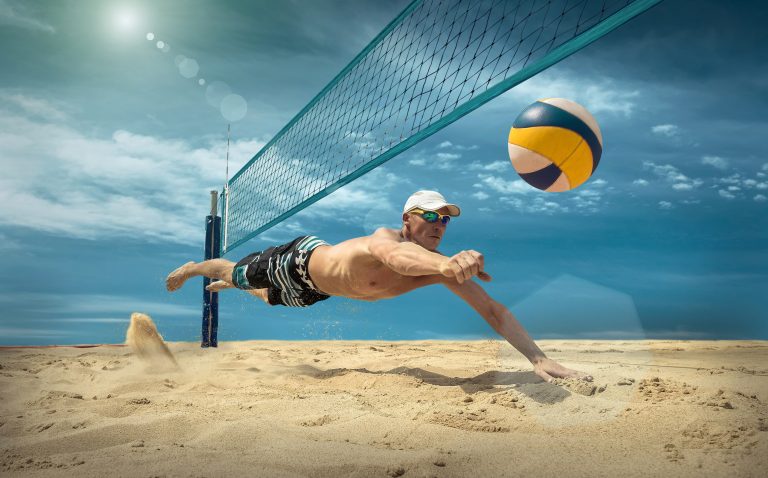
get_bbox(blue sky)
[0,0,766,345]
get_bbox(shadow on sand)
[289,364,571,404]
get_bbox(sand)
[1,337,766,477]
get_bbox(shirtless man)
[167,190,591,383]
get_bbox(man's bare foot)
[166,262,196,292]
[533,357,593,383]
[206,280,234,292]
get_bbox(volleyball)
[508,98,603,192]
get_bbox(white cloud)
[407,151,461,170]
[633,179,649,186]
[0,0,55,33]
[651,124,679,137]
[472,191,489,200]
[1,93,67,120]
[437,141,477,151]
[0,98,267,245]
[643,161,702,191]
[436,152,460,161]
[504,70,640,117]
[499,195,568,214]
[468,160,509,172]
[719,174,742,185]
[763,163,768,171]
[754,194,767,203]
[716,174,767,192]
[477,175,534,195]
[701,155,729,170]
[718,189,736,200]
[659,201,673,210]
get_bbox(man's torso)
[308,229,443,300]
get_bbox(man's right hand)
[440,250,492,283]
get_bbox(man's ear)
[402,212,410,224]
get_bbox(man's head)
[401,190,461,251]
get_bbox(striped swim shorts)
[231,236,331,307]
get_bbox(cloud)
[472,191,489,200]
[0,97,267,245]
[1,93,68,120]
[651,124,679,137]
[716,173,767,193]
[754,194,767,203]
[718,189,736,200]
[503,70,640,117]
[407,152,460,170]
[407,141,468,171]
[477,175,534,195]
[659,201,673,210]
[633,179,649,186]
[642,161,702,191]
[437,141,478,151]
[0,0,55,33]
[701,155,729,170]
[468,160,509,172]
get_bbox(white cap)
[403,190,461,216]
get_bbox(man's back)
[308,228,443,300]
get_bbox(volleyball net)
[222,0,662,253]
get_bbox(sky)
[0,0,766,346]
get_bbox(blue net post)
[202,190,221,348]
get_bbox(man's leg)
[166,259,236,292]
[206,280,270,304]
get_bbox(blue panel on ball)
[519,162,562,190]
[513,101,603,172]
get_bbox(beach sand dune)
[1,339,766,477]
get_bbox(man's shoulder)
[370,227,401,241]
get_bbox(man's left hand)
[533,357,593,383]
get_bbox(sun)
[113,6,140,33]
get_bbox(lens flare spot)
[206,81,231,108]
[156,40,165,49]
[198,79,206,86]
[178,58,199,78]
[146,32,155,41]
[221,94,247,122]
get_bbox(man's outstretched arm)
[444,279,592,382]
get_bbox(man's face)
[403,206,451,251]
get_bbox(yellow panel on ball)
[508,98,603,192]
